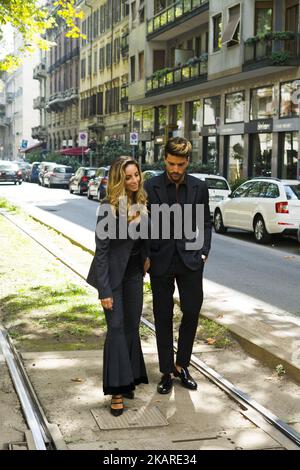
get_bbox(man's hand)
[100,297,113,310]
[144,257,150,276]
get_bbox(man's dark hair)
[165,137,192,159]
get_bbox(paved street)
[1,181,300,316]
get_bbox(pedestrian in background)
[87,156,150,416]
[145,137,212,394]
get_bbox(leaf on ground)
[284,256,295,260]
[71,378,85,383]
[206,338,216,345]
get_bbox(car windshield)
[85,169,97,176]
[54,166,73,173]
[205,178,229,190]
[285,184,300,200]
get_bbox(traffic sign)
[78,131,88,147]
[130,132,139,146]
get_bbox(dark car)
[29,162,41,183]
[69,167,98,195]
[87,166,110,201]
[12,161,32,181]
[0,161,23,185]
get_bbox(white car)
[214,178,300,244]
[191,173,231,216]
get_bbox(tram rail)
[1,209,300,450]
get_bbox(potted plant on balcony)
[271,50,291,65]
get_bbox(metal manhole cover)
[91,405,168,430]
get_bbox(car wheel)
[14,181,17,185]
[19,181,22,185]
[69,186,74,194]
[87,188,93,200]
[254,216,271,244]
[214,210,227,234]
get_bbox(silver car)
[43,165,74,188]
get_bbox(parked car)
[12,161,32,181]
[43,165,74,188]
[190,173,231,216]
[214,177,300,244]
[0,161,23,184]
[69,167,97,195]
[38,162,56,186]
[29,162,41,183]
[87,166,110,200]
[142,170,164,181]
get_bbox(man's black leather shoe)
[173,367,197,390]
[157,373,173,394]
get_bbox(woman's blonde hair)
[106,156,147,218]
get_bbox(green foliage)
[199,318,231,349]
[230,177,248,192]
[0,0,85,72]
[275,364,286,377]
[96,139,133,166]
[245,31,296,46]
[271,51,290,65]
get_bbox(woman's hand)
[100,297,113,310]
[143,257,150,276]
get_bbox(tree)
[0,0,85,72]
[97,139,135,166]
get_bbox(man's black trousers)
[150,252,204,374]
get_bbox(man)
[145,137,212,394]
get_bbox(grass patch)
[197,318,231,349]
[0,197,20,213]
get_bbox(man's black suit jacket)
[144,172,212,276]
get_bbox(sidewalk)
[18,201,300,384]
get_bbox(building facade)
[128,0,300,181]
[78,0,131,164]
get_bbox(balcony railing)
[147,0,209,37]
[244,33,300,68]
[146,58,207,96]
[31,125,47,140]
[33,96,46,109]
[33,62,47,80]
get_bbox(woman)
[87,156,150,416]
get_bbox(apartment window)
[139,1,145,23]
[106,43,112,67]
[195,36,202,57]
[213,13,222,52]
[250,86,275,120]
[94,51,97,73]
[142,108,154,132]
[122,0,129,17]
[280,81,300,117]
[97,92,103,115]
[255,1,273,34]
[131,1,137,21]
[100,5,105,33]
[138,51,144,80]
[114,37,121,64]
[222,4,241,47]
[158,106,167,134]
[88,55,92,76]
[191,100,202,131]
[113,0,121,24]
[130,55,136,82]
[225,91,245,123]
[99,47,105,70]
[81,58,86,79]
[204,96,221,126]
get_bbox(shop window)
[279,131,298,179]
[204,96,221,126]
[225,91,245,123]
[280,81,300,118]
[250,86,275,120]
[227,135,244,182]
[250,133,272,177]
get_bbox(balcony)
[33,96,46,109]
[62,87,79,104]
[6,92,14,103]
[146,57,207,97]
[244,32,300,71]
[31,125,47,140]
[147,0,209,41]
[33,62,47,80]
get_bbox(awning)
[58,147,88,156]
[222,10,240,44]
[20,142,43,153]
